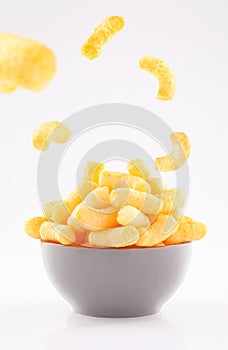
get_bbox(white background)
[0,0,228,349]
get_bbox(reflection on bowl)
[41,242,192,318]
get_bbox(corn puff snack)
[71,203,118,231]
[139,56,176,100]
[0,33,56,93]
[26,159,206,248]
[161,188,186,214]
[32,121,71,151]
[88,226,139,248]
[164,216,207,245]
[81,16,125,60]
[155,132,191,172]
[136,214,179,247]
[40,222,77,245]
[110,188,163,215]
[127,158,164,194]
[82,161,104,184]
[99,170,150,192]
[117,206,150,228]
[24,217,48,239]
[83,186,110,209]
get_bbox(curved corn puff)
[117,206,150,228]
[32,121,71,151]
[139,56,176,100]
[127,159,164,195]
[110,188,163,215]
[71,203,118,231]
[0,33,56,92]
[43,200,61,219]
[44,181,97,224]
[81,16,125,60]
[51,201,71,225]
[146,177,164,195]
[40,222,76,245]
[65,181,97,212]
[127,158,151,179]
[164,216,207,245]
[24,216,48,239]
[155,132,191,172]
[161,188,186,214]
[88,226,139,248]
[82,161,104,184]
[136,214,179,247]
[83,186,110,209]
[99,170,150,192]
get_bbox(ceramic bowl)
[41,242,192,318]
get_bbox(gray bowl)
[41,242,192,318]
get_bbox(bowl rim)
[40,241,192,252]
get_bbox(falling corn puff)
[32,121,71,151]
[155,132,191,171]
[0,33,56,93]
[81,16,125,60]
[139,56,176,100]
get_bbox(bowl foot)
[72,307,161,318]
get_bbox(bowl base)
[72,307,161,318]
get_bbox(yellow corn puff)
[46,181,97,224]
[139,56,176,100]
[117,206,150,228]
[146,177,164,195]
[71,203,118,231]
[127,158,152,180]
[32,121,71,151]
[110,188,163,215]
[164,216,207,245]
[83,186,110,209]
[24,216,48,239]
[65,181,97,212]
[40,222,76,245]
[82,161,104,184]
[155,132,191,171]
[43,200,61,219]
[51,201,71,225]
[127,158,164,195]
[0,79,17,93]
[99,170,150,192]
[67,214,88,233]
[136,214,179,247]
[81,16,125,60]
[0,33,56,92]
[161,188,186,214]
[88,226,139,248]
